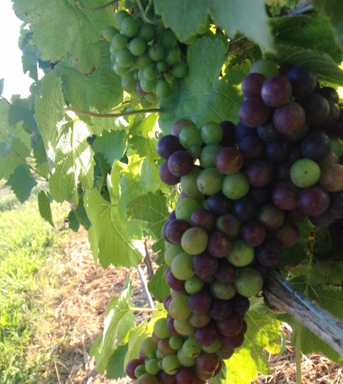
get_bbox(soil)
[38,228,343,384]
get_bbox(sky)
[0,1,35,99]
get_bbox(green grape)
[134,51,153,69]
[174,319,195,336]
[140,97,152,109]
[121,17,139,38]
[158,360,163,369]
[172,62,189,78]
[112,62,131,76]
[134,365,146,378]
[138,68,145,81]
[168,295,191,321]
[169,336,183,351]
[148,352,157,360]
[328,135,343,158]
[210,280,236,300]
[200,144,223,169]
[154,318,171,339]
[234,267,263,297]
[177,348,196,367]
[145,359,160,375]
[160,30,177,49]
[143,64,159,80]
[197,168,224,195]
[185,276,204,294]
[164,47,181,65]
[141,337,158,356]
[250,59,279,78]
[181,227,208,255]
[116,48,135,68]
[189,313,211,328]
[179,126,203,149]
[290,159,321,188]
[171,290,188,299]
[182,338,201,358]
[133,71,139,80]
[163,70,175,83]
[180,34,197,45]
[112,33,129,50]
[103,26,120,42]
[145,93,158,104]
[156,350,164,360]
[121,73,137,93]
[175,198,201,223]
[316,261,337,277]
[165,245,184,267]
[109,43,120,57]
[171,252,195,281]
[137,373,158,384]
[201,121,224,145]
[162,355,181,375]
[140,77,157,93]
[309,270,328,286]
[115,10,130,29]
[227,239,254,267]
[157,61,167,72]
[129,38,147,56]
[201,339,222,353]
[222,172,250,200]
[155,80,172,98]
[180,168,203,198]
[189,145,202,160]
[137,23,156,42]
[149,44,165,62]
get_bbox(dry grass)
[32,228,342,384]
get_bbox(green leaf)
[148,263,170,302]
[270,14,343,64]
[123,322,150,371]
[93,130,127,166]
[225,310,282,383]
[127,191,169,240]
[74,192,92,230]
[21,43,39,81]
[159,37,250,134]
[5,164,37,203]
[13,0,117,74]
[35,72,95,204]
[312,0,343,48]
[154,0,273,51]
[265,44,343,86]
[91,282,136,375]
[38,190,54,226]
[84,189,144,269]
[107,344,129,379]
[57,41,122,114]
[8,96,38,133]
[129,114,158,138]
[129,135,159,162]
[0,79,3,97]
[68,210,80,232]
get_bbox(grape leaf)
[129,114,158,138]
[84,189,144,269]
[56,41,123,114]
[148,263,170,302]
[159,37,250,134]
[154,0,273,51]
[13,0,117,74]
[90,282,136,375]
[92,130,127,166]
[21,43,39,81]
[8,96,38,133]
[38,190,54,226]
[106,344,129,379]
[129,135,159,162]
[225,310,282,383]
[311,0,343,48]
[0,79,3,97]
[123,322,150,370]
[5,164,37,204]
[127,191,169,240]
[265,44,343,86]
[270,14,342,64]
[68,210,80,232]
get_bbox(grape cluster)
[103,10,198,107]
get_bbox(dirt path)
[38,229,343,384]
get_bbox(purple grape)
[160,162,181,185]
[175,367,197,384]
[272,180,301,211]
[239,136,265,162]
[191,209,216,232]
[216,314,242,337]
[256,203,285,231]
[265,139,292,162]
[252,261,270,281]
[164,295,172,311]
[288,147,303,165]
[231,294,250,317]
[232,197,258,223]
[220,121,236,147]
[209,298,233,321]
[158,370,177,384]
[157,135,184,160]
[189,290,212,315]
[273,102,306,135]
[328,191,343,218]
[285,206,307,222]
[193,252,218,279]
[242,73,266,99]
[308,211,334,228]
[239,98,271,128]
[244,160,273,187]
[215,214,243,239]
[235,121,257,143]
[286,66,316,98]
[241,221,266,247]
[168,151,194,176]
[255,238,283,267]
[167,317,182,337]
[320,101,340,129]
[248,186,271,206]
[327,120,343,140]
[301,94,330,125]
[216,147,244,175]
[194,322,219,347]
[165,268,186,291]
[273,162,291,182]
[207,232,233,258]
[301,132,331,162]
[316,87,340,104]
[261,75,292,108]
[271,220,301,248]
[214,258,239,284]
[331,223,343,244]
[172,119,197,138]
[257,119,283,142]
[222,331,245,349]
[166,219,192,245]
[168,211,177,222]
[208,192,232,216]
[196,352,219,375]
[298,186,330,216]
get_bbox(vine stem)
[64,107,160,119]
[109,100,141,113]
[296,323,303,384]
[129,306,159,313]
[78,0,117,12]
[136,0,160,25]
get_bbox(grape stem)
[129,306,160,313]
[62,106,160,118]
[77,0,117,12]
[136,0,161,25]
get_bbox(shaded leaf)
[148,263,170,302]
[6,164,37,203]
[38,190,54,226]
[107,344,129,379]
[93,130,127,166]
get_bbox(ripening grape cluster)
[124,60,343,383]
[103,10,199,107]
